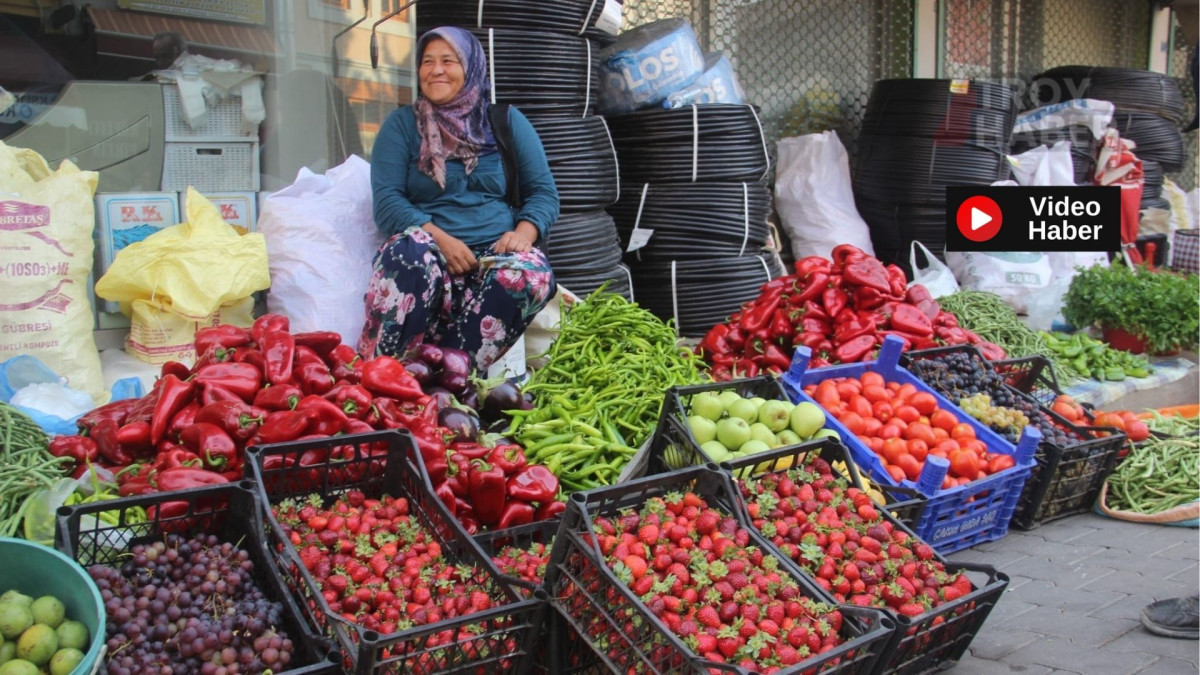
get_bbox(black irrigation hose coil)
[416,0,613,40]
[467,28,600,116]
[1031,66,1186,125]
[525,114,619,211]
[1141,159,1164,201]
[545,210,623,272]
[605,104,772,184]
[1140,196,1171,212]
[854,197,947,267]
[1110,109,1186,172]
[1008,125,1099,185]
[556,264,634,301]
[861,80,1018,142]
[628,253,785,337]
[608,182,772,261]
[853,138,1011,204]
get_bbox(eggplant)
[438,406,480,443]
[482,380,524,423]
[460,387,480,411]
[401,358,434,385]
[438,370,470,396]
[411,343,444,368]
[425,387,456,411]
[440,347,473,378]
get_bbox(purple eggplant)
[425,387,456,411]
[438,406,480,443]
[440,347,473,377]
[460,387,480,411]
[481,380,523,423]
[401,358,434,385]
[438,369,470,396]
[410,343,444,368]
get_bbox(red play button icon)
[956,195,1003,243]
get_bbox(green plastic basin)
[0,537,104,675]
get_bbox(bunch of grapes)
[89,534,295,675]
[959,393,1031,443]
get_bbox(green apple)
[687,415,718,445]
[758,399,793,432]
[717,390,743,410]
[813,428,840,440]
[748,423,777,447]
[738,439,771,456]
[690,391,725,422]
[715,417,752,451]
[749,397,767,409]
[726,398,759,424]
[776,429,803,446]
[790,401,827,439]
[700,440,734,464]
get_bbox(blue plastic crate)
[779,336,1040,554]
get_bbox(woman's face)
[419,38,465,105]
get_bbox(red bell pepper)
[890,304,933,337]
[833,320,874,346]
[450,441,492,461]
[799,317,831,335]
[732,358,759,378]
[802,300,829,322]
[194,325,252,357]
[740,290,783,333]
[165,401,200,445]
[768,309,792,342]
[488,444,527,476]
[831,245,867,268]
[795,256,832,278]
[789,272,829,306]
[150,375,195,446]
[153,466,229,491]
[853,287,888,310]
[254,384,303,412]
[195,400,265,442]
[507,465,559,503]
[760,343,792,373]
[199,383,247,407]
[833,335,877,364]
[905,285,941,320]
[361,356,425,401]
[344,418,374,435]
[48,436,99,465]
[293,345,325,367]
[698,324,732,360]
[293,331,342,358]
[260,330,295,386]
[877,331,912,350]
[431,481,457,517]
[497,502,535,530]
[233,348,268,378]
[328,345,363,383]
[160,361,192,381]
[822,287,848,318]
[250,314,289,346]
[294,395,347,436]
[536,499,567,521]
[180,422,239,471]
[724,326,746,350]
[192,362,262,401]
[469,460,507,527]
[978,341,1007,361]
[843,257,891,293]
[455,500,479,535]
[883,264,907,297]
[934,311,959,328]
[796,331,826,350]
[77,399,135,435]
[256,409,316,445]
[445,458,470,497]
[191,344,239,374]
[147,500,196,534]
[409,424,449,485]
[117,464,157,497]
[295,361,335,396]
[152,448,202,471]
[115,419,152,451]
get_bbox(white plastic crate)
[162,84,258,141]
[161,141,260,192]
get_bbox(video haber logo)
[955,195,1003,243]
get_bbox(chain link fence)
[619,0,913,161]
[1169,16,1197,191]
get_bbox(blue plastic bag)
[0,355,143,436]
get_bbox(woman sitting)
[360,26,558,372]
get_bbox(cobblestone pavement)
[948,514,1200,674]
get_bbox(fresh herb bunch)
[1062,263,1199,354]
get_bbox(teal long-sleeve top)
[371,105,559,248]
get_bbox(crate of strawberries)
[245,430,546,674]
[780,336,1041,554]
[542,463,897,674]
[722,438,1009,675]
[901,346,1127,530]
[55,482,341,675]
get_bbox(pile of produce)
[738,453,975,616]
[1141,410,1199,437]
[509,290,705,492]
[1062,262,1199,355]
[47,315,563,534]
[587,492,849,670]
[1037,332,1152,382]
[0,590,90,675]
[272,490,504,638]
[696,245,1002,380]
[678,390,832,465]
[89,535,295,675]
[804,373,1015,489]
[0,402,70,538]
[1104,436,1199,514]
[1048,396,1151,442]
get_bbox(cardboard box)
[186,191,259,233]
[95,192,181,312]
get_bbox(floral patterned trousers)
[358,229,556,372]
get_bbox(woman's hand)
[423,223,477,275]
[493,221,540,254]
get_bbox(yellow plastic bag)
[96,187,270,364]
[0,141,107,404]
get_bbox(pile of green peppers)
[1037,332,1152,381]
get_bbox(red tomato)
[887,417,909,433]
[1051,401,1082,422]
[1094,412,1127,431]
[935,439,961,457]
[851,395,873,419]
[950,450,980,479]
[841,412,866,435]
[881,437,908,465]
[931,427,950,441]
[930,409,958,431]
[1125,420,1150,443]
[879,423,902,440]
[862,418,884,437]
[886,381,901,392]
[905,422,936,445]
[988,454,1015,473]
[893,405,920,424]
[863,385,890,404]
[860,372,885,388]
[908,439,929,461]
[896,454,922,481]
[836,380,861,400]
[872,400,894,422]
[896,383,918,401]
[909,392,938,416]
[950,423,977,441]
[886,464,906,482]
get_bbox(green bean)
[1141,410,1200,437]
[1106,436,1200,514]
[0,402,69,537]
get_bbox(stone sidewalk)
[948,514,1200,674]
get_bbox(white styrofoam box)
[162,141,260,192]
[183,191,258,232]
[94,192,182,311]
[162,83,258,142]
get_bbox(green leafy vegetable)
[1062,263,1199,354]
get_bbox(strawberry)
[778,645,801,665]
[697,606,721,628]
[898,603,927,618]
[915,544,935,561]
[717,636,740,658]
[740,604,761,623]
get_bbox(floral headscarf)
[413,26,496,189]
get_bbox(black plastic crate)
[542,464,896,675]
[644,375,927,529]
[902,348,1127,529]
[246,430,545,674]
[55,483,341,675]
[719,440,1010,675]
[473,521,601,675]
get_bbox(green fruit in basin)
[53,623,86,653]
[48,648,82,675]
[28,600,63,631]
[0,606,32,641]
[15,625,56,666]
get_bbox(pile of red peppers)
[697,245,1005,380]
[48,314,564,533]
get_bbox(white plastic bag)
[946,251,1053,314]
[1013,99,1115,140]
[259,155,384,345]
[907,241,959,298]
[1007,142,1076,187]
[775,132,875,261]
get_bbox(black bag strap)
[488,103,521,208]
